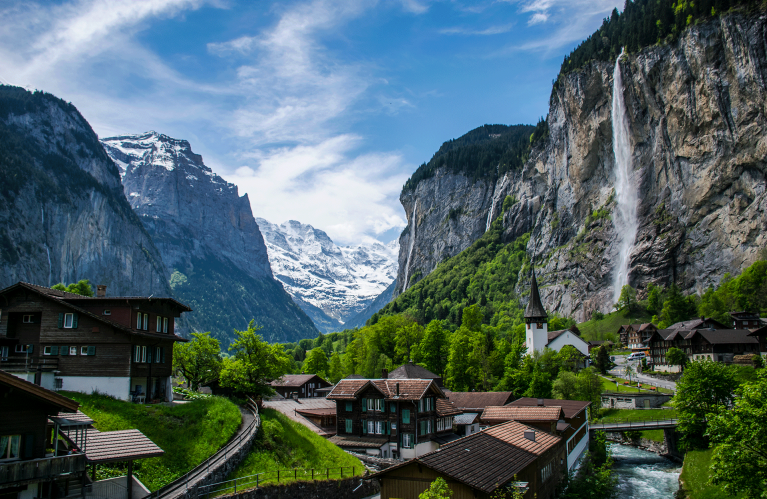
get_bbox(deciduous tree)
[173,332,222,391]
[52,279,94,297]
[303,347,329,378]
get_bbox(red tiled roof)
[507,397,590,419]
[326,379,373,400]
[481,405,564,423]
[376,421,562,494]
[445,391,514,411]
[327,378,442,401]
[436,398,461,417]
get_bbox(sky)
[0,0,623,246]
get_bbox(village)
[2,273,765,499]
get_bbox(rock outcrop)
[102,132,319,344]
[397,12,767,321]
[0,86,172,298]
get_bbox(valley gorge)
[395,11,767,321]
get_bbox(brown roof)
[481,406,564,424]
[271,374,327,387]
[328,435,388,449]
[63,429,164,464]
[524,271,547,319]
[326,379,371,400]
[295,408,336,417]
[445,391,514,411]
[507,397,590,419]
[327,378,442,401]
[51,410,94,426]
[436,398,461,417]
[16,281,192,311]
[377,421,561,494]
[0,369,79,412]
[689,329,759,345]
[388,361,440,380]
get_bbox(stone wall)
[218,477,380,499]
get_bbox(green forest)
[559,0,765,77]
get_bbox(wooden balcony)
[0,454,86,487]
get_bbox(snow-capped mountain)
[256,218,399,332]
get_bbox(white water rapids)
[611,48,638,304]
[402,199,418,293]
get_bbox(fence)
[591,418,678,429]
[86,476,129,499]
[197,466,362,498]
[146,398,260,499]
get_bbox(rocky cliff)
[397,12,767,321]
[0,86,172,298]
[102,132,319,344]
[257,218,398,332]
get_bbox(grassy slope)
[63,392,241,491]
[601,376,674,394]
[577,308,653,342]
[680,448,744,499]
[227,408,362,484]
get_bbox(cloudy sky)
[0,0,623,245]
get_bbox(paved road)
[609,355,678,391]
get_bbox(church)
[524,271,591,361]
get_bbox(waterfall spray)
[611,48,638,303]
[402,199,418,293]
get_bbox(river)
[610,444,681,498]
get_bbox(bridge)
[590,419,681,459]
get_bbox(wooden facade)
[270,374,330,398]
[648,325,760,367]
[0,283,189,402]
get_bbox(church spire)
[524,268,548,321]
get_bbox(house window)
[69,346,77,356]
[44,346,60,356]
[155,347,163,363]
[0,435,21,461]
[376,421,384,434]
[134,345,141,362]
[541,461,554,482]
[368,420,375,434]
[64,313,74,328]
[157,317,162,332]
[54,378,63,389]
[345,419,352,433]
[402,433,414,449]
[103,310,111,316]
[141,346,147,363]
[143,313,149,331]
[15,345,30,353]
[81,346,88,356]
[163,317,168,333]
[22,315,33,323]
[402,409,410,424]
[367,398,383,412]
[0,346,7,361]
[345,402,352,412]
[137,313,141,329]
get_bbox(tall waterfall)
[611,48,638,303]
[402,200,418,293]
[485,176,508,232]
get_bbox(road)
[608,355,678,392]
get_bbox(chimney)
[382,368,389,379]
[396,383,400,396]
[97,285,107,297]
[524,431,536,442]
[537,398,545,406]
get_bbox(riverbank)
[677,448,744,499]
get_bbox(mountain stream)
[610,444,680,498]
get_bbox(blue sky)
[0,0,622,245]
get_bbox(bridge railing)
[591,418,678,429]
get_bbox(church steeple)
[525,269,548,321]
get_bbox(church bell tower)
[524,269,548,354]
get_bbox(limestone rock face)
[0,87,172,298]
[397,12,767,321]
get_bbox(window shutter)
[27,345,33,354]
[362,420,367,434]
[72,313,78,328]
[61,346,68,356]
[386,422,390,435]
[51,346,59,355]
[88,346,95,356]
[361,398,367,412]
[58,313,63,328]
[147,349,152,363]
[402,409,410,424]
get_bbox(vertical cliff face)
[399,12,767,321]
[102,132,319,344]
[0,86,171,298]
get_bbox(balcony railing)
[0,454,86,486]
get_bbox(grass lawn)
[680,448,744,499]
[62,392,241,491]
[218,408,363,494]
[600,376,674,394]
[577,307,653,342]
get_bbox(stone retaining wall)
[217,477,380,499]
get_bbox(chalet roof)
[388,361,439,380]
[270,374,326,387]
[436,398,461,417]
[667,317,727,331]
[328,435,388,449]
[687,329,758,345]
[556,421,570,432]
[295,408,336,417]
[524,271,547,319]
[588,340,614,346]
[63,428,164,464]
[16,282,192,311]
[454,412,479,425]
[507,397,590,419]
[376,421,561,494]
[748,325,767,337]
[1,282,189,343]
[547,329,567,342]
[326,378,442,401]
[637,323,657,331]
[0,369,79,412]
[445,391,514,411]
[729,311,760,319]
[481,406,564,423]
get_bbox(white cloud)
[398,0,430,14]
[439,23,515,35]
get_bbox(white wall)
[8,371,55,390]
[399,440,438,460]
[548,330,590,357]
[567,424,589,471]
[60,376,131,400]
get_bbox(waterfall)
[611,48,638,303]
[486,176,508,232]
[402,200,418,293]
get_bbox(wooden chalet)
[387,361,443,387]
[0,282,190,402]
[507,397,591,470]
[617,325,630,346]
[729,312,764,330]
[626,323,657,350]
[646,318,760,371]
[443,390,514,413]
[373,420,566,499]
[327,378,461,460]
[270,374,330,399]
[0,369,87,499]
[748,326,767,355]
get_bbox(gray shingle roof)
[524,271,547,319]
